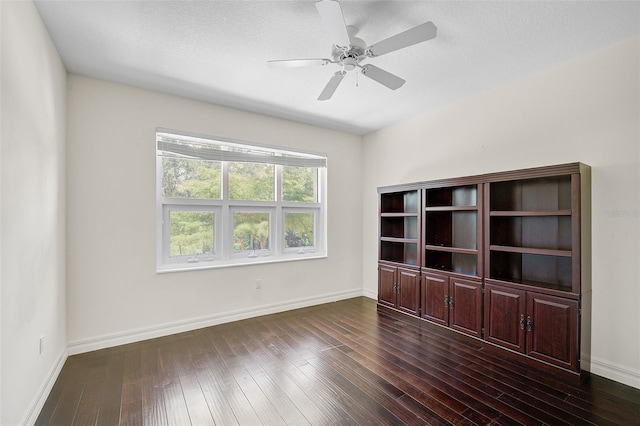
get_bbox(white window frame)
[162,204,221,265]
[282,207,320,254]
[229,206,275,259]
[156,129,327,272]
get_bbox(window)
[156,129,327,271]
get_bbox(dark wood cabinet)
[422,272,482,338]
[378,163,590,379]
[484,284,526,352]
[485,284,579,371]
[421,272,448,326]
[397,267,421,315]
[377,263,397,309]
[527,292,579,371]
[378,263,420,316]
[449,277,483,338]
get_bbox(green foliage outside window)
[283,166,316,202]
[170,211,214,256]
[162,158,221,199]
[285,212,314,248]
[234,212,269,252]
[228,162,275,201]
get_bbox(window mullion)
[275,164,282,256]
[275,164,283,202]
[221,201,230,260]
[275,205,282,257]
[222,161,229,201]
[221,161,230,260]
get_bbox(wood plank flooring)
[36,297,640,425]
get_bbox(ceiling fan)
[267,0,437,101]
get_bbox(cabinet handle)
[444,296,449,307]
[449,297,453,309]
[526,316,532,332]
[520,314,525,330]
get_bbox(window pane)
[285,212,314,248]
[162,157,221,199]
[170,211,214,257]
[233,212,270,253]
[283,166,317,202]
[228,162,274,201]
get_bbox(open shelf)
[424,250,477,276]
[425,211,477,249]
[489,251,572,292]
[426,185,477,207]
[490,215,572,251]
[381,191,419,214]
[381,215,419,239]
[490,175,571,212]
[381,241,418,266]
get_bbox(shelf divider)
[424,245,478,255]
[490,210,572,217]
[424,206,478,212]
[489,245,572,257]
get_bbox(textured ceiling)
[34,0,640,135]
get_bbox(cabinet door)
[378,264,397,308]
[526,293,579,371]
[397,268,420,316]
[484,284,526,352]
[421,272,448,326]
[449,278,483,338]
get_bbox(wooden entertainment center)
[377,162,591,380]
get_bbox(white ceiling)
[34,0,640,135]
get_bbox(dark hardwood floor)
[36,297,640,425]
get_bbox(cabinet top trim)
[378,162,589,193]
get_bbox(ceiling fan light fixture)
[343,57,357,71]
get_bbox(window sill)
[156,252,327,273]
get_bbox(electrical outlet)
[255,279,262,289]
[39,336,44,355]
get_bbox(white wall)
[66,75,363,351]
[362,36,640,388]
[0,1,68,425]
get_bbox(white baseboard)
[588,356,640,390]
[362,288,377,300]
[68,288,364,355]
[21,347,68,426]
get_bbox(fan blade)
[318,71,346,101]
[360,65,405,90]
[315,0,351,49]
[367,21,437,57]
[267,58,331,68]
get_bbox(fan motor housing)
[332,34,366,70]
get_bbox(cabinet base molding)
[377,303,587,385]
